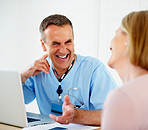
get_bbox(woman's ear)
[40,39,47,52]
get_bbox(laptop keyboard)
[27,117,41,123]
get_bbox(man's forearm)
[72,109,102,126]
[21,72,30,83]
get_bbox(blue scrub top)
[23,54,117,115]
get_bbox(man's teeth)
[58,55,67,58]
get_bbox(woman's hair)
[121,10,148,70]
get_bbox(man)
[21,14,117,125]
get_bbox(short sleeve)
[22,77,35,104]
[89,64,117,110]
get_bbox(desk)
[0,123,22,130]
[0,123,101,130]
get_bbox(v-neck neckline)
[50,54,79,84]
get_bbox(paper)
[22,122,100,130]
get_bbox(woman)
[101,10,148,130]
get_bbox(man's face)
[42,24,74,72]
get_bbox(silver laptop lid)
[0,70,28,127]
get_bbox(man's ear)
[40,39,47,52]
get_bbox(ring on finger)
[65,120,69,123]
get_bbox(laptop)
[0,70,54,128]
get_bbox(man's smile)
[56,54,69,60]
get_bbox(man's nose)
[59,44,67,54]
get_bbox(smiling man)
[21,14,117,125]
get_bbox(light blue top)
[22,54,117,115]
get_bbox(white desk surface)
[0,123,101,130]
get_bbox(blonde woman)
[101,10,148,130]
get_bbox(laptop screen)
[0,70,28,127]
[0,70,54,128]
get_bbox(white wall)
[0,1,20,70]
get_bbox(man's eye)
[52,42,59,46]
[65,40,72,44]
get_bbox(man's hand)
[49,95,75,124]
[50,95,102,126]
[21,54,50,83]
